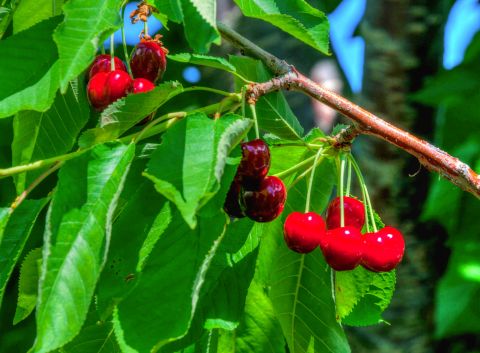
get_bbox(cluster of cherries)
[87,36,168,113]
[283,196,405,272]
[223,139,287,222]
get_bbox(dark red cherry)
[320,226,363,271]
[242,176,286,222]
[362,226,405,272]
[130,40,167,83]
[236,139,270,186]
[223,179,245,219]
[283,212,326,253]
[87,72,109,110]
[133,78,155,94]
[326,196,365,230]
[104,70,133,104]
[89,54,126,79]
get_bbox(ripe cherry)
[133,78,155,94]
[223,179,245,219]
[89,54,126,79]
[130,40,167,83]
[283,212,326,253]
[242,176,286,222]
[320,226,363,271]
[362,226,405,272]
[326,196,365,230]
[87,70,133,111]
[236,139,270,187]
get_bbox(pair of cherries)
[224,139,286,222]
[87,38,167,111]
[283,196,405,272]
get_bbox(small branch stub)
[130,1,158,24]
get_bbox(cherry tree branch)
[218,24,480,199]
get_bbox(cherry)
[87,72,109,110]
[89,54,126,79]
[133,78,155,94]
[130,40,167,83]
[242,176,286,222]
[236,139,270,187]
[326,196,365,230]
[283,212,326,253]
[223,179,245,219]
[320,226,363,271]
[87,70,133,111]
[362,226,405,272]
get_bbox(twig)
[219,24,480,199]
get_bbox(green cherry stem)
[121,6,133,76]
[241,86,246,119]
[305,148,325,213]
[338,155,346,227]
[348,155,377,232]
[345,157,352,196]
[144,20,149,37]
[274,154,317,179]
[249,104,260,139]
[110,34,115,71]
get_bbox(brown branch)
[218,25,480,199]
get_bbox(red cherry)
[320,226,363,271]
[133,78,155,94]
[104,70,133,104]
[87,72,109,110]
[326,196,365,230]
[130,41,167,83]
[362,226,405,272]
[223,179,245,219]
[236,139,270,187]
[283,212,326,253]
[89,54,126,79]
[242,176,286,222]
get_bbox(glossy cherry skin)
[130,41,167,82]
[326,196,365,230]
[242,176,286,222]
[320,226,363,271]
[283,212,326,253]
[236,139,270,187]
[133,78,155,94]
[89,54,126,79]
[362,226,405,272]
[104,70,133,104]
[223,179,245,219]
[87,72,109,110]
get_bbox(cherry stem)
[144,20,148,37]
[249,104,260,139]
[348,155,377,232]
[121,6,133,76]
[274,154,317,179]
[338,155,346,227]
[346,158,352,196]
[241,86,246,119]
[110,34,115,71]
[305,148,325,213]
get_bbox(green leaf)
[13,248,42,325]
[12,79,90,193]
[34,143,135,353]
[96,170,172,318]
[60,306,121,353]
[234,281,285,353]
[0,199,48,309]
[78,82,184,147]
[168,53,236,74]
[13,0,54,33]
[54,0,123,92]
[114,212,228,352]
[144,113,252,228]
[180,0,220,53]
[150,0,183,23]
[233,0,330,54]
[0,17,61,118]
[230,56,304,140]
